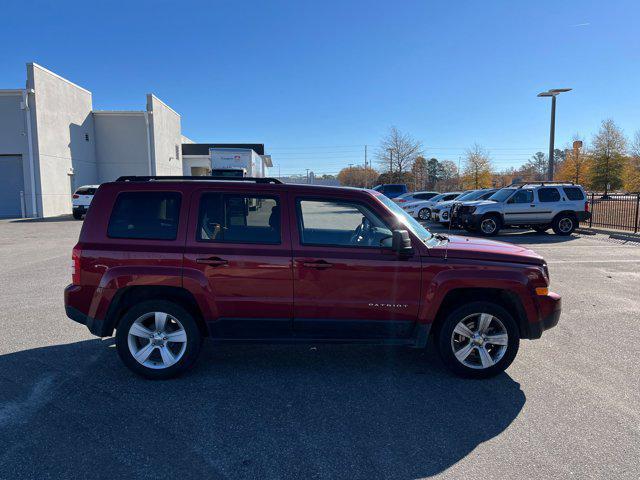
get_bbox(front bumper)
[526,292,561,339]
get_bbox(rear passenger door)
[536,187,562,222]
[183,189,293,339]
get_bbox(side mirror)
[392,230,413,258]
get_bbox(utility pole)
[364,145,368,170]
[306,168,310,184]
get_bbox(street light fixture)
[537,88,572,180]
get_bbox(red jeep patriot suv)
[64,176,561,379]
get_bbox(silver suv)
[452,182,590,236]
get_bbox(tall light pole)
[537,88,572,181]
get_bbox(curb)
[576,227,640,243]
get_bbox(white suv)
[72,185,99,219]
[403,192,463,220]
[452,182,590,236]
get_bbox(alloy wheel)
[127,312,188,369]
[480,218,497,234]
[558,217,573,233]
[450,313,508,369]
[419,208,430,220]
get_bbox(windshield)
[376,194,434,243]
[451,190,476,201]
[488,188,516,202]
[427,193,446,203]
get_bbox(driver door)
[292,196,422,339]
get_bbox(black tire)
[72,211,83,220]
[478,214,501,236]
[418,208,430,221]
[552,213,577,236]
[116,300,203,379]
[436,301,520,379]
[532,225,550,233]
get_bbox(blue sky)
[2,0,638,175]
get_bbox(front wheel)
[478,214,501,236]
[436,301,520,378]
[116,300,203,379]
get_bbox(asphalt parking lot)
[0,217,639,479]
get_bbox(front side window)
[509,189,534,204]
[108,191,181,240]
[198,193,280,244]
[537,187,561,202]
[297,199,392,248]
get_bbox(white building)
[0,63,184,218]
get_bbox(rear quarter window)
[563,187,585,201]
[107,191,181,240]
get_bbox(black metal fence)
[584,193,640,233]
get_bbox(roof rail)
[507,181,575,188]
[115,176,283,184]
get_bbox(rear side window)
[197,193,280,244]
[108,192,181,240]
[563,187,585,200]
[537,187,561,202]
[76,187,97,195]
[443,194,459,201]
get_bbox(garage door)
[0,155,25,218]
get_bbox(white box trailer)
[209,148,265,178]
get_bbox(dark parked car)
[372,184,408,199]
[65,176,560,379]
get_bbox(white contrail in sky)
[571,22,591,27]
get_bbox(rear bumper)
[526,292,561,339]
[64,284,109,337]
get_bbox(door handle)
[195,257,228,266]
[302,260,333,269]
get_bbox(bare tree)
[376,127,423,175]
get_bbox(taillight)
[585,201,589,212]
[72,194,79,199]
[72,246,81,284]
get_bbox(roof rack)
[116,176,283,184]
[507,181,575,188]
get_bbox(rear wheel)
[72,210,83,220]
[478,214,501,236]
[116,300,203,379]
[436,301,520,378]
[552,213,577,236]
[418,208,431,221]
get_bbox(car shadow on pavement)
[0,339,525,479]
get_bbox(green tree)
[590,119,627,194]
